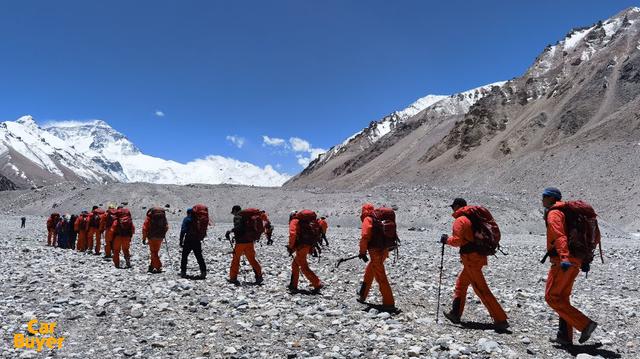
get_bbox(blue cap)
[542,187,562,200]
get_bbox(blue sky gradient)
[0,0,636,174]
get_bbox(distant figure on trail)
[20,217,26,228]
[541,187,600,346]
[318,216,329,246]
[260,210,273,245]
[440,198,509,331]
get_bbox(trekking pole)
[436,242,445,324]
[335,254,360,268]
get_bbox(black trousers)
[181,240,206,274]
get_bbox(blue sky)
[0,0,636,175]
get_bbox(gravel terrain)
[1,206,637,358]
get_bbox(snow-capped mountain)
[295,81,504,178]
[0,117,290,189]
[0,116,118,189]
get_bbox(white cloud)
[289,137,325,168]
[289,137,311,152]
[226,135,246,149]
[262,135,286,147]
[154,110,165,117]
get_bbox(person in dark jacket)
[21,217,26,228]
[179,208,207,279]
[68,214,78,250]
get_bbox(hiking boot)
[549,336,573,346]
[254,275,263,285]
[494,321,510,331]
[148,265,154,273]
[287,284,298,293]
[311,284,324,294]
[443,310,461,324]
[381,305,401,314]
[228,278,241,286]
[103,255,112,259]
[578,321,598,344]
[179,271,187,278]
[94,252,101,255]
[198,272,207,280]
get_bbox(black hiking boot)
[549,336,573,347]
[443,298,462,324]
[443,310,461,324]
[311,284,324,294]
[148,265,154,273]
[197,272,207,280]
[356,282,368,303]
[255,275,263,285]
[228,278,241,286]
[578,321,598,344]
[494,321,510,332]
[179,271,187,278]
[287,284,298,294]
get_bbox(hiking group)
[43,186,602,347]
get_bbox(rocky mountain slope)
[286,7,640,232]
[0,116,290,189]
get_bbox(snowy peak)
[44,120,141,156]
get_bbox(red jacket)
[546,201,580,264]
[446,207,487,267]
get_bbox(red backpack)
[551,201,603,265]
[369,207,399,249]
[114,209,134,237]
[456,206,501,256]
[191,204,210,239]
[295,210,322,246]
[147,207,168,238]
[238,208,264,241]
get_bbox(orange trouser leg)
[86,228,98,251]
[229,245,241,280]
[454,265,508,322]
[290,257,300,288]
[545,264,591,332]
[93,230,102,254]
[47,229,56,246]
[361,249,394,306]
[230,243,262,280]
[77,232,87,251]
[112,237,122,267]
[148,239,163,270]
[292,246,321,289]
[243,243,262,277]
[122,238,131,260]
[104,232,113,256]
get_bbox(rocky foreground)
[1,217,638,359]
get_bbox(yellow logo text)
[14,319,65,352]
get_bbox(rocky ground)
[1,213,638,358]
